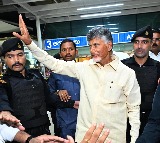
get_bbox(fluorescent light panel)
[107,24,117,26]
[87,26,95,28]
[109,28,119,29]
[81,11,121,18]
[87,25,105,28]
[77,3,123,11]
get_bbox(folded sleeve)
[0,124,19,142]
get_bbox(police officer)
[0,38,80,140]
[122,25,160,142]
[0,37,51,138]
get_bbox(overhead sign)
[112,33,119,44]
[44,36,87,50]
[119,31,135,43]
[44,31,135,50]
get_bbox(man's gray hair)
[87,27,113,43]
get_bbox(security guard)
[0,38,78,141]
[0,38,51,138]
[122,25,160,142]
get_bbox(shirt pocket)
[104,82,123,103]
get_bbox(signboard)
[44,31,135,50]
[44,36,87,50]
[119,31,135,43]
[112,33,119,44]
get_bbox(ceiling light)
[77,3,123,11]
[87,26,95,28]
[109,28,119,29]
[87,25,105,28]
[70,0,76,1]
[96,25,105,27]
[80,11,121,18]
[107,24,117,26]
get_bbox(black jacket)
[122,56,160,111]
[136,85,160,143]
[0,68,74,128]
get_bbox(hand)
[30,135,67,143]
[73,101,79,109]
[80,123,111,143]
[158,78,160,84]
[13,14,32,45]
[58,90,71,102]
[0,111,25,130]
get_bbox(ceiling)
[0,0,160,36]
[1,0,160,23]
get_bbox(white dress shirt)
[27,41,141,143]
[149,51,160,61]
[0,123,19,142]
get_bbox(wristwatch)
[25,136,33,143]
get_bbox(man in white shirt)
[13,15,141,143]
[149,29,160,61]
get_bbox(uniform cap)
[131,25,153,42]
[0,38,24,56]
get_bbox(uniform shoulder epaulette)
[0,77,7,84]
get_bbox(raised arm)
[13,15,79,79]
[13,14,32,45]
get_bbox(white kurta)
[27,41,141,143]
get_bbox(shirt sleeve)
[0,124,19,142]
[124,70,141,143]
[0,84,13,112]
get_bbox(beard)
[92,56,102,62]
[134,49,148,58]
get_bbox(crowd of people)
[0,14,160,143]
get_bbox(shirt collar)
[127,56,156,66]
[89,54,119,71]
[149,51,160,56]
[5,68,31,78]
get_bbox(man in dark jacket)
[121,25,160,142]
[48,39,80,139]
[136,84,160,143]
[0,38,74,139]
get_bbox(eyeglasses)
[152,38,160,42]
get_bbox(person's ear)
[76,49,78,56]
[107,41,113,52]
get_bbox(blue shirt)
[48,73,80,129]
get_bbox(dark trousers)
[9,124,51,143]
[25,123,51,137]
[51,111,61,136]
[126,111,151,143]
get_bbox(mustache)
[152,43,158,47]
[135,48,144,52]
[12,62,23,68]
[65,54,72,57]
